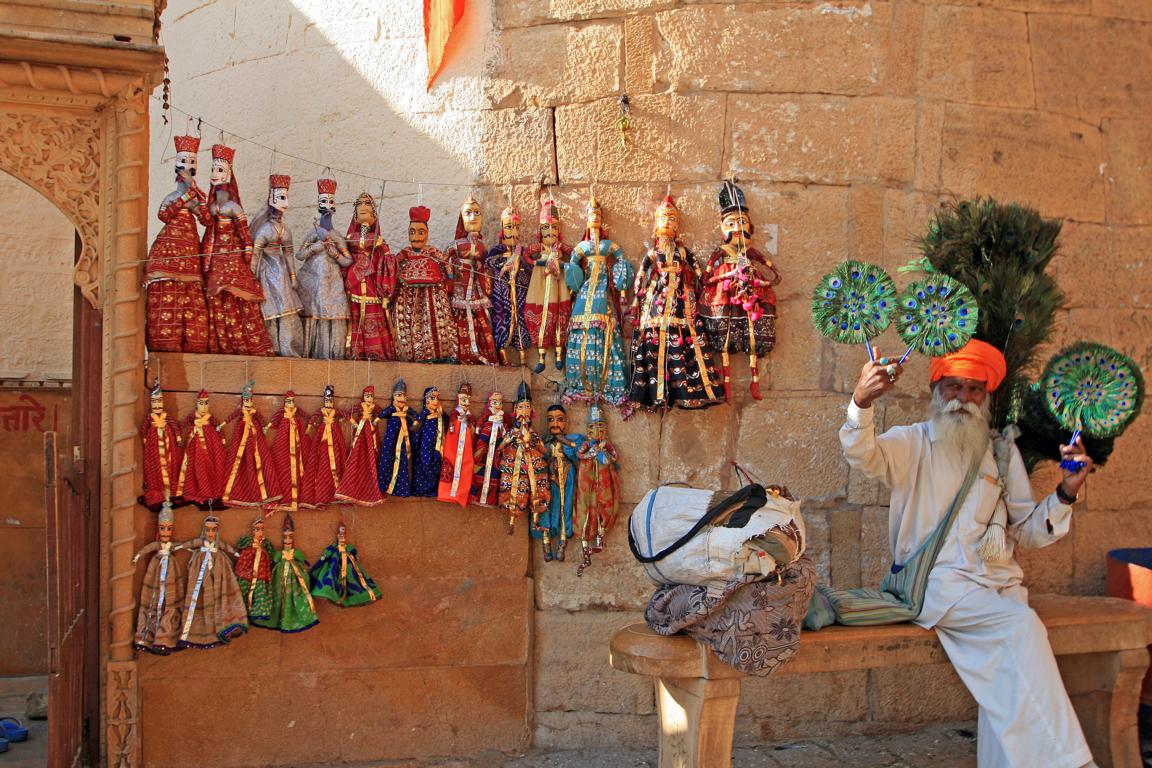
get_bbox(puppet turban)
[928,338,1007,392]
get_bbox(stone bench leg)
[653,676,742,768]
[1058,647,1150,768]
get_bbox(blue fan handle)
[865,338,875,362]
[1059,430,1085,472]
[897,346,914,366]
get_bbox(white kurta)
[840,399,1093,768]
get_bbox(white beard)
[928,387,993,464]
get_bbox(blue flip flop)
[0,717,28,742]
[0,734,9,752]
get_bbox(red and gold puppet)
[145,134,210,353]
[334,385,384,506]
[471,389,509,507]
[497,382,550,535]
[575,405,621,576]
[306,384,348,507]
[234,517,275,623]
[221,382,282,511]
[344,193,397,361]
[445,196,499,365]
[140,381,183,511]
[438,382,476,506]
[267,390,314,512]
[201,143,274,356]
[526,198,581,374]
[393,205,457,362]
[175,389,227,510]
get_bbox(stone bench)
[609,594,1152,768]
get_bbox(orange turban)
[929,339,1007,391]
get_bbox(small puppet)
[132,501,186,655]
[175,389,227,510]
[487,206,533,366]
[140,381,184,511]
[344,192,397,361]
[267,390,313,512]
[296,177,353,360]
[310,520,380,607]
[497,382,551,535]
[537,403,585,562]
[470,390,510,507]
[525,198,581,373]
[412,385,448,497]
[575,405,621,576]
[306,384,348,507]
[393,205,457,363]
[378,379,418,497]
[258,513,319,633]
[438,382,477,506]
[234,517,275,624]
[251,173,305,357]
[178,514,247,648]
[445,196,500,365]
[221,382,282,511]
[334,385,383,506]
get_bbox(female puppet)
[575,405,621,576]
[378,379,418,498]
[251,174,305,357]
[234,517,275,624]
[525,199,581,374]
[393,205,458,363]
[487,206,532,366]
[267,390,313,512]
[259,513,318,633]
[221,383,282,510]
[471,390,509,507]
[537,404,584,562]
[344,192,397,361]
[178,514,247,648]
[497,383,551,536]
[310,520,380,607]
[140,381,183,511]
[445,196,499,365]
[132,501,185,655]
[296,177,353,360]
[564,195,634,405]
[438,382,476,506]
[629,196,724,411]
[412,386,448,497]
[306,385,348,507]
[144,134,210,353]
[700,182,781,400]
[334,386,383,506]
[175,390,227,510]
[201,143,274,356]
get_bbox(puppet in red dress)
[525,198,581,374]
[393,205,457,362]
[497,382,550,535]
[306,384,348,507]
[140,382,184,511]
[470,390,509,507]
[334,385,383,506]
[445,197,499,365]
[267,390,314,512]
[438,382,476,506]
[221,382,282,511]
[344,193,397,361]
[575,404,621,576]
[175,390,227,510]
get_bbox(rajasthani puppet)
[140,382,184,511]
[575,405,621,576]
[629,196,724,411]
[393,206,457,362]
[175,390,227,510]
[344,193,397,361]
[267,391,313,512]
[526,199,581,374]
[260,513,318,633]
[445,197,499,365]
[487,206,532,366]
[144,134,210,353]
[497,383,550,535]
[700,182,780,401]
[536,404,584,562]
[412,386,448,497]
[221,383,283,510]
[306,385,347,507]
[310,520,380,607]
[378,379,418,498]
[564,196,634,405]
[437,382,476,506]
[334,386,382,506]
[202,143,274,356]
[470,390,509,507]
[234,517,275,624]
[296,177,353,360]
[178,514,247,648]
[251,174,305,357]
[132,502,185,655]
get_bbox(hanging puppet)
[536,404,584,562]
[144,134,210,353]
[471,390,509,507]
[564,195,634,406]
[393,205,457,363]
[437,382,476,506]
[445,196,499,365]
[487,206,533,366]
[234,517,275,624]
[175,389,227,510]
[132,501,185,655]
[526,198,582,374]
[251,174,305,357]
[344,192,397,361]
[378,379,418,498]
[296,177,353,360]
[700,182,781,400]
[201,143,274,356]
[334,385,383,506]
[629,195,724,411]
[497,382,550,535]
[259,513,319,633]
[306,385,348,507]
[267,391,313,512]
[140,381,184,511]
[221,382,283,510]
[413,385,448,497]
[575,405,621,576]
[310,520,380,607]
[178,514,247,648]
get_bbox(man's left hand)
[1059,436,1093,499]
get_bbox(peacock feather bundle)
[810,261,896,352]
[894,275,979,359]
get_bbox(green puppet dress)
[309,538,380,607]
[234,535,275,623]
[258,547,320,632]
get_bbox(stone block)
[884,2,924,98]
[1052,223,1151,309]
[1080,411,1152,512]
[534,610,654,713]
[533,522,654,611]
[737,670,869,742]
[881,190,949,275]
[804,507,831,582]
[1072,509,1152,593]
[768,301,833,394]
[653,4,890,96]
[478,107,557,184]
[1017,531,1076,593]
[914,102,946,191]
[1104,118,1152,225]
[916,6,1034,108]
[534,710,654,748]
[496,0,676,28]
[555,93,727,184]
[1032,15,1152,122]
[847,466,881,507]
[658,405,734,489]
[727,96,916,186]
[849,185,885,265]
[488,23,621,108]
[1093,0,1152,20]
[860,504,891,588]
[624,14,656,94]
[828,508,863,589]
[869,664,976,723]
[940,104,1105,223]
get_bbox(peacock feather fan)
[1040,342,1144,438]
[810,261,896,346]
[895,275,978,358]
[1016,383,1116,471]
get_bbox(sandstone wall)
[145,0,1152,756]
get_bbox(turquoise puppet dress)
[309,540,380,607]
[564,237,634,405]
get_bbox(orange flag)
[425,0,466,90]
